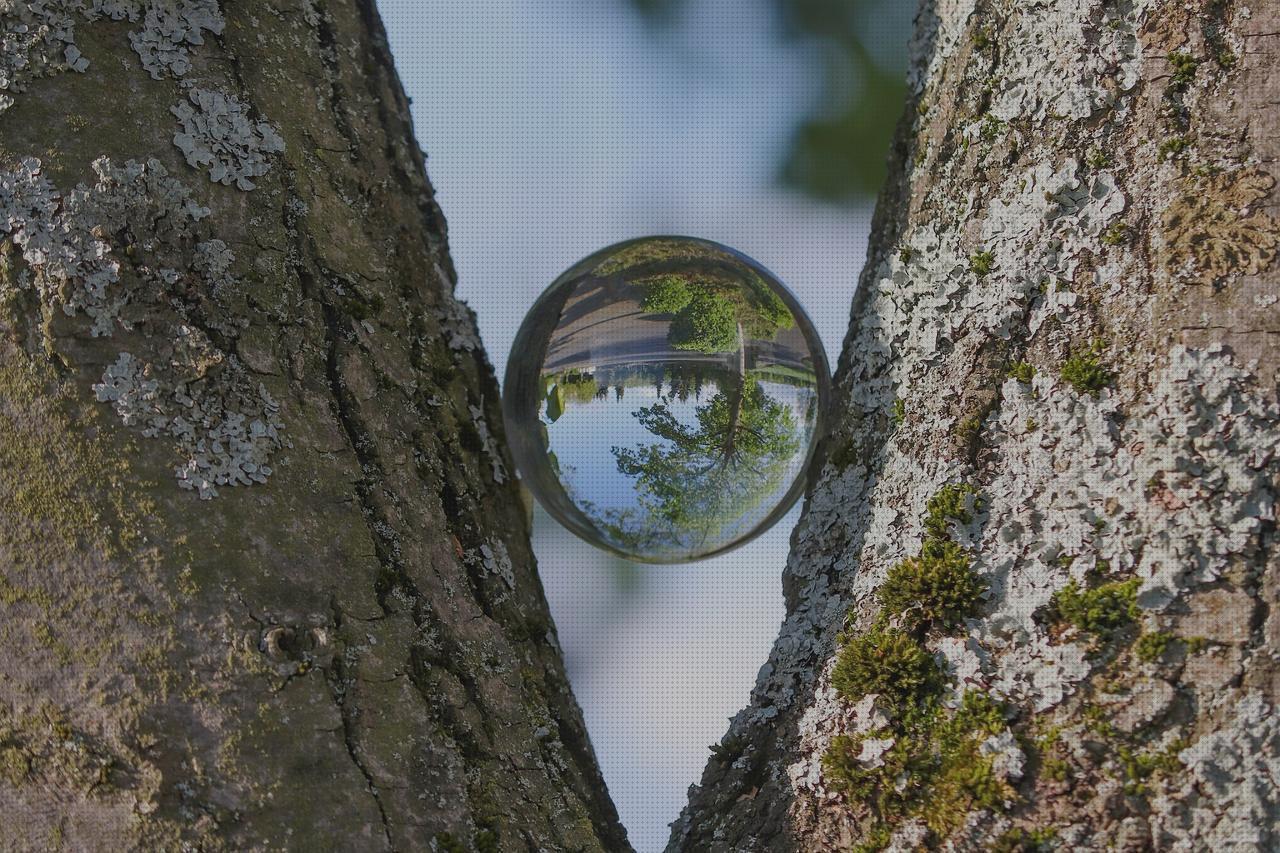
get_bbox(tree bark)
[0,1,626,850]
[671,1,1280,850]
[7,1,1280,850]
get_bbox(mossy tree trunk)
[0,1,626,850]
[671,1,1280,850]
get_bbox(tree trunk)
[671,1,1280,850]
[0,1,626,850]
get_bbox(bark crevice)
[327,597,396,849]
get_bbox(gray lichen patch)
[94,350,284,498]
[0,1,90,112]
[0,157,287,497]
[438,295,483,352]
[124,0,223,79]
[0,0,224,117]
[83,0,224,78]
[469,402,507,485]
[192,237,234,296]
[0,0,90,113]
[0,156,209,336]
[478,540,515,590]
[172,87,285,190]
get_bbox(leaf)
[546,384,564,423]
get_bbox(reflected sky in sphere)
[504,236,829,562]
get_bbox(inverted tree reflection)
[516,236,824,562]
[610,367,801,554]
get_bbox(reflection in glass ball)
[503,236,830,563]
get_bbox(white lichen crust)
[672,0,1280,849]
[0,157,285,497]
[1155,693,1280,851]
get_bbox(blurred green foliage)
[628,0,681,19]
[629,0,912,201]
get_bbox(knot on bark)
[259,624,333,667]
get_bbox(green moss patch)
[826,483,1006,848]
[1049,578,1139,640]
[1134,630,1174,663]
[1101,221,1130,246]
[1060,343,1114,396]
[991,827,1058,852]
[832,627,943,711]
[1157,136,1189,162]
[1167,51,1198,88]
[1007,361,1035,383]
[1118,738,1186,796]
[879,541,986,633]
[923,483,981,541]
[969,250,996,277]
[824,690,1014,841]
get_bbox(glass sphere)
[503,236,830,563]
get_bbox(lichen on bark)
[670,0,1280,850]
[0,1,628,849]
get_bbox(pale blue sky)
[380,1,873,848]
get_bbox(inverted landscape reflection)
[506,237,826,563]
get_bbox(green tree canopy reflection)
[639,273,794,354]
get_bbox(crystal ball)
[503,236,829,563]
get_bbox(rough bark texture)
[671,1,1279,850]
[0,2,627,850]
